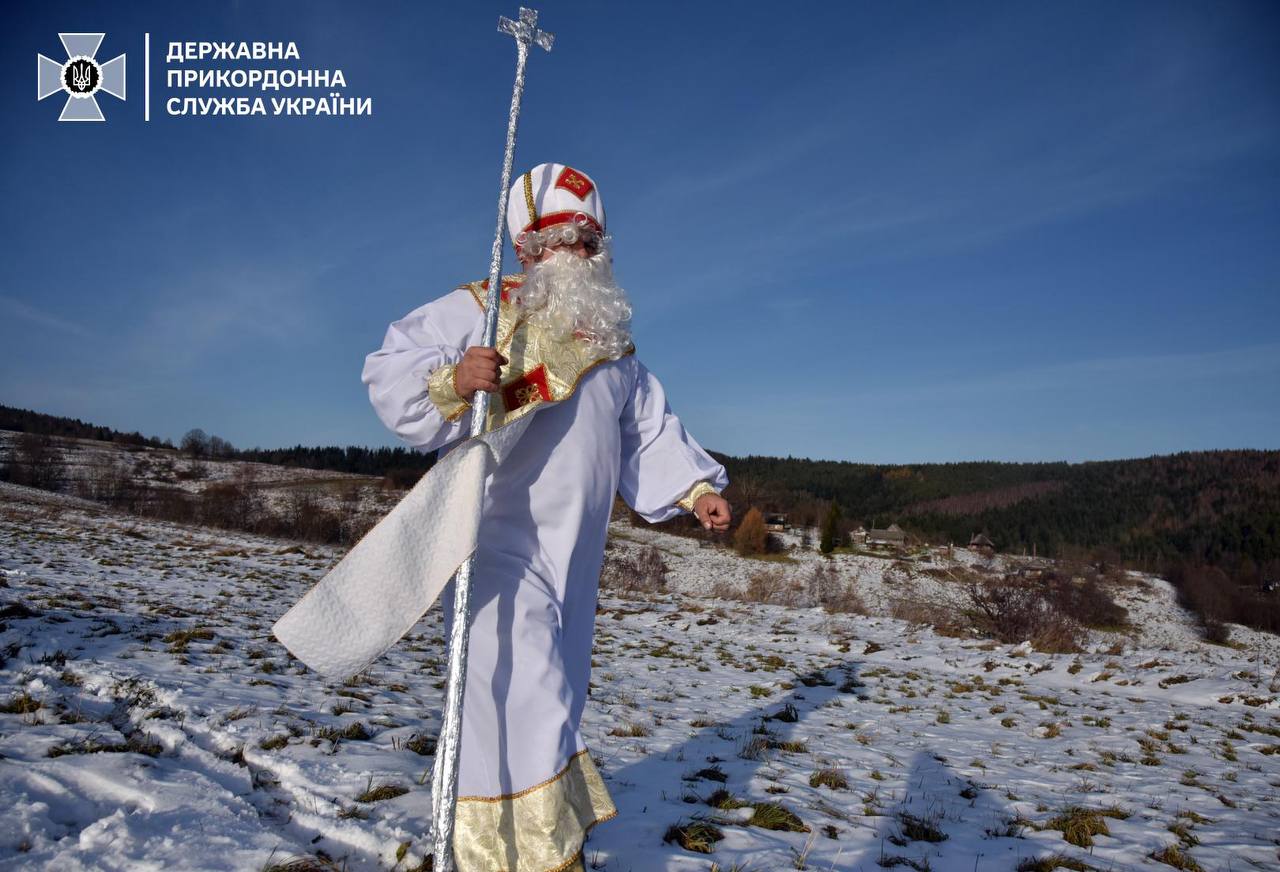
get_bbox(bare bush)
[635,545,667,585]
[888,596,969,638]
[1045,575,1128,629]
[807,562,866,614]
[734,508,767,557]
[382,467,424,489]
[175,459,208,481]
[806,561,839,603]
[1164,560,1279,638]
[338,481,363,508]
[822,581,867,615]
[744,568,807,607]
[1203,618,1231,645]
[601,545,668,595]
[79,459,141,509]
[197,469,265,532]
[151,457,177,483]
[274,488,343,543]
[340,513,376,547]
[144,487,196,524]
[3,433,63,491]
[708,579,742,600]
[965,579,1083,653]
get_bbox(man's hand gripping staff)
[455,346,509,403]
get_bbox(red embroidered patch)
[480,274,525,303]
[501,364,552,411]
[554,166,593,200]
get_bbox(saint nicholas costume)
[359,164,729,871]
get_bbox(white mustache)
[519,246,633,360]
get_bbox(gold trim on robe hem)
[452,748,618,872]
[676,480,720,513]
[460,275,635,434]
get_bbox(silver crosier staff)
[429,8,554,871]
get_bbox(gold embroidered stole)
[462,275,633,432]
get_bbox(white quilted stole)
[272,414,537,679]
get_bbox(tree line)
[4,403,1277,604]
[0,406,435,488]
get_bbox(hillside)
[2,470,1279,870]
[718,450,1280,572]
[4,406,1279,641]
[5,401,1278,577]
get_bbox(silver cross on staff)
[429,7,554,872]
[499,6,555,52]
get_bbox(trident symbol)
[70,61,91,92]
[37,34,125,121]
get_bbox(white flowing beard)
[516,244,633,360]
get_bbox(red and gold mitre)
[505,163,606,257]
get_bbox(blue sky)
[3,1,1278,464]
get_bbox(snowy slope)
[1,481,1278,871]
[0,430,400,522]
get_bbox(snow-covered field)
[2,480,1278,871]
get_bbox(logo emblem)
[37,33,126,122]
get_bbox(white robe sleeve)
[617,356,729,523]
[361,288,482,453]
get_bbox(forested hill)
[0,404,169,448]
[713,449,1280,576]
[4,403,1277,575]
[0,404,435,479]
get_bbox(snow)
[2,479,1278,871]
[0,431,401,523]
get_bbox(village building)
[866,523,906,548]
[968,532,996,557]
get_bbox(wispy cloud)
[837,342,1280,406]
[0,295,92,338]
[630,19,1280,267]
[123,261,331,371]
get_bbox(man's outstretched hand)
[455,346,508,403]
[693,493,732,533]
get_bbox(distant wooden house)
[866,523,906,548]
[968,532,995,556]
[764,513,788,532]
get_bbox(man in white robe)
[361,162,731,871]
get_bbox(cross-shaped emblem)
[498,7,555,52]
[514,384,543,406]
